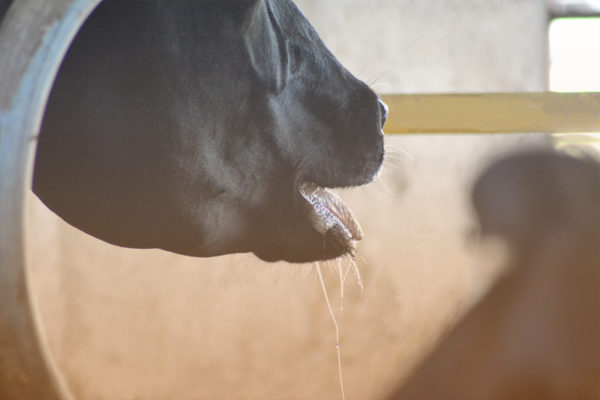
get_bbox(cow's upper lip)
[298,182,363,251]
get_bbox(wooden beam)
[381,92,600,134]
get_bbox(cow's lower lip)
[299,182,363,247]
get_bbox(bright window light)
[549,18,600,150]
[549,18,600,92]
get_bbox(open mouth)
[299,182,363,255]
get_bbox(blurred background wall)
[26,1,549,399]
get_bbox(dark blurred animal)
[392,150,600,400]
[32,0,387,262]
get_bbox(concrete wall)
[27,1,549,399]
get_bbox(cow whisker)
[357,183,396,206]
[384,144,414,159]
[384,150,414,161]
[370,82,393,92]
[382,159,403,171]
[367,71,392,92]
[297,262,315,280]
[384,154,407,161]
[354,167,397,206]
[346,254,364,294]
[384,143,409,151]
[315,261,346,400]
[342,260,352,287]
[373,169,397,197]
[382,155,411,172]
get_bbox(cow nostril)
[378,98,389,128]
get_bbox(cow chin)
[253,231,355,263]
[248,183,364,263]
[252,224,358,263]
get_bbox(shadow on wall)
[390,150,600,400]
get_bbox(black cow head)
[33,0,386,262]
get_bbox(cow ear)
[243,0,290,93]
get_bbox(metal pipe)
[0,0,101,399]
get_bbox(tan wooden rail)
[381,92,600,134]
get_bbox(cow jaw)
[299,183,363,254]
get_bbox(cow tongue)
[299,183,363,241]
